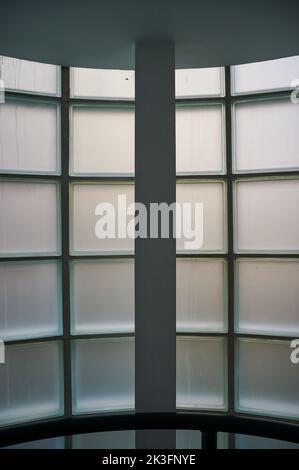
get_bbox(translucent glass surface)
[4,437,65,449]
[72,338,134,413]
[236,338,299,419]
[176,258,227,332]
[0,181,60,256]
[71,105,134,175]
[233,99,299,172]
[175,67,224,98]
[176,181,226,253]
[71,259,134,334]
[0,341,63,426]
[71,68,135,99]
[176,337,227,410]
[236,259,299,336]
[71,183,134,254]
[176,431,228,449]
[176,104,225,174]
[0,55,60,96]
[231,55,299,95]
[235,179,299,253]
[0,99,60,174]
[235,434,299,449]
[0,261,62,340]
[73,431,135,449]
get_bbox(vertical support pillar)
[135,43,176,449]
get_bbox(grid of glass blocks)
[0,57,63,428]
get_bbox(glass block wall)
[0,54,299,448]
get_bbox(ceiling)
[1,0,299,69]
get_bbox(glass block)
[71,259,134,335]
[233,98,299,172]
[0,181,60,256]
[73,431,135,449]
[0,261,62,341]
[231,55,299,95]
[235,178,299,253]
[236,259,299,336]
[70,105,134,175]
[0,55,60,96]
[176,104,225,174]
[236,338,299,419]
[71,67,135,99]
[176,431,228,449]
[0,98,60,174]
[175,67,224,98]
[71,182,134,254]
[4,437,65,449]
[176,337,227,410]
[176,181,226,253]
[176,258,227,332]
[72,338,134,413]
[0,341,63,426]
[235,434,299,449]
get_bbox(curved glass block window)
[236,338,299,419]
[235,259,299,336]
[235,434,299,449]
[72,338,134,414]
[176,258,227,332]
[0,98,60,174]
[70,182,134,255]
[233,98,299,173]
[71,68,135,100]
[71,258,134,335]
[0,180,60,257]
[231,55,299,95]
[176,103,225,174]
[0,260,62,341]
[176,181,226,253]
[0,55,60,96]
[73,431,135,449]
[70,105,134,176]
[175,67,225,98]
[234,178,299,253]
[0,341,63,426]
[176,336,227,410]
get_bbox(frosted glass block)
[71,68,135,99]
[0,341,63,426]
[73,431,135,449]
[176,181,226,253]
[0,55,60,96]
[72,338,134,413]
[0,99,60,174]
[71,183,134,254]
[236,259,299,336]
[5,437,65,449]
[233,99,299,172]
[176,337,227,410]
[0,181,60,256]
[71,259,134,334]
[176,67,224,98]
[176,258,227,332]
[236,338,299,419]
[176,431,228,449]
[235,434,299,449]
[0,261,62,340]
[232,55,299,95]
[71,105,134,175]
[235,179,299,253]
[176,104,225,174]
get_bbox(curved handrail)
[0,412,299,448]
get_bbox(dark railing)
[0,412,299,449]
